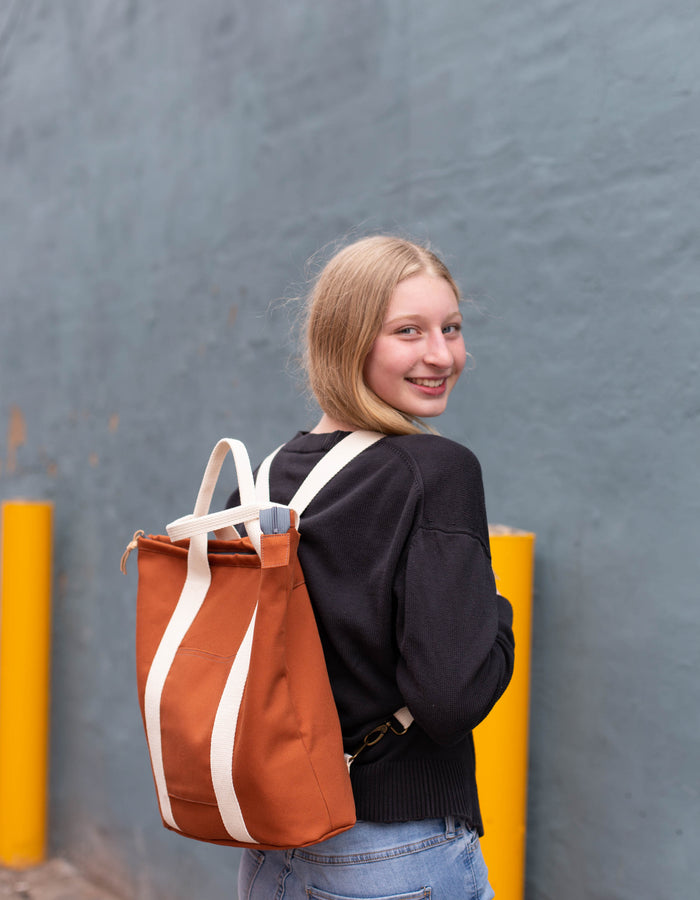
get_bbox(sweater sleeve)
[394,443,515,746]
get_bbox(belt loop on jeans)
[445,815,456,838]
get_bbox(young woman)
[235,235,515,900]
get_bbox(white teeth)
[408,378,445,387]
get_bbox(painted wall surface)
[1,1,698,897]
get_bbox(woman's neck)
[310,413,356,434]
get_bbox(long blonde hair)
[304,235,460,435]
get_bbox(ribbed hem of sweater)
[350,758,484,835]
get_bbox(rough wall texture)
[1,1,698,898]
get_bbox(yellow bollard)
[0,500,53,867]
[474,526,535,900]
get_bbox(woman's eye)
[396,326,419,335]
[443,323,462,335]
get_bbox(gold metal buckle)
[348,715,410,765]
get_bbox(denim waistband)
[292,816,476,864]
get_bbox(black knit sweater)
[228,430,514,834]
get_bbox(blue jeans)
[237,817,495,899]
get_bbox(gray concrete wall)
[1,1,698,897]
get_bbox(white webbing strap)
[194,438,263,554]
[147,439,261,837]
[393,706,414,730]
[209,605,258,842]
[143,531,212,831]
[166,504,259,541]
[254,444,283,505]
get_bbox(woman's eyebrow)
[384,309,463,326]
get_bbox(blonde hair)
[304,235,460,435]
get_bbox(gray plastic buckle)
[259,506,292,535]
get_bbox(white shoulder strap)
[254,444,284,506]
[256,431,383,519]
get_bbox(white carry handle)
[194,438,262,554]
[167,439,264,554]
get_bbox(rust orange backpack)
[121,432,412,850]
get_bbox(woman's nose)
[423,332,453,368]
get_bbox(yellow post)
[474,526,535,900]
[0,500,53,867]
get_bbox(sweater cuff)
[497,592,514,628]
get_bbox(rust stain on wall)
[109,413,120,433]
[6,405,26,474]
[228,304,238,326]
[40,448,58,477]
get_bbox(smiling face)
[362,273,467,420]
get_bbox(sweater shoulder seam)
[379,439,426,494]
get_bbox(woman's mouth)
[406,377,448,396]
